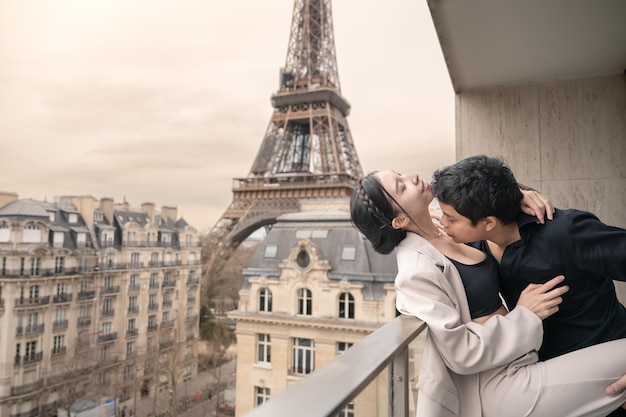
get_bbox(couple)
[350,155,626,417]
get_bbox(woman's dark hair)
[350,172,407,254]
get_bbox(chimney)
[0,191,18,209]
[100,198,114,224]
[161,205,178,222]
[141,202,156,224]
[61,196,97,226]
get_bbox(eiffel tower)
[202,0,363,291]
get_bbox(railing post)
[390,346,409,417]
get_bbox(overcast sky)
[0,0,455,232]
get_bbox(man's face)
[438,202,488,243]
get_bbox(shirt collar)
[398,232,447,269]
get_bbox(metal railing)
[243,315,426,417]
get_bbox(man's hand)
[520,189,555,224]
[516,275,569,320]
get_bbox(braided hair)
[350,173,407,254]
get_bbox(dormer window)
[296,250,310,269]
[264,245,278,258]
[68,213,78,224]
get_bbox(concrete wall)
[455,73,626,302]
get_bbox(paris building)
[229,200,398,417]
[0,191,201,417]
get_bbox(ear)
[481,216,498,232]
[391,214,410,230]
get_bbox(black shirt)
[473,208,626,360]
[447,256,503,319]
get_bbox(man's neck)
[486,222,521,249]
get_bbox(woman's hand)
[520,189,555,224]
[516,275,569,320]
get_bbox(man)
[431,154,626,416]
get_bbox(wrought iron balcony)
[53,293,73,303]
[242,315,426,417]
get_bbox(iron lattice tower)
[203,0,363,290]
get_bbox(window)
[292,338,314,375]
[128,318,136,331]
[337,402,355,417]
[129,296,138,313]
[259,288,272,312]
[0,222,9,242]
[130,253,140,268]
[257,334,271,364]
[150,273,158,288]
[105,252,115,267]
[148,315,157,327]
[76,232,86,247]
[55,256,65,274]
[28,285,40,299]
[19,257,25,276]
[341,246,356,261]
[55,308,67,322]
[68,213,78,223]
[104,275,115,290]
[53,335,65,354]
[56,282,68,295]
[150,252,159,266]
[30,258,40,276]
[1,257,6,275]
[101,322,112,335]
[297,288,312,315]
[129,274,139,290]
[53,231,64,247]
[162,311,170,323]
[255,386,270,407]
[25,341,37,358]
[79,304,91,318]
[337,342,353,355]
[23,224,40,243]
[296,250,310,268]
[126,341,135,355]
[264,245,278,258]
[338,293,355,319]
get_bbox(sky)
[0,0,455,232]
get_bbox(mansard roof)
[246,209,397,284]
[114,209,151,228]
[0,198,50,218]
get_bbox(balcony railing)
[242,315,426,417]
[77,290,96,300]
[14,296,50,308]
[53,293,73,304]
[98,332,118,343]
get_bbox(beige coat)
[395,232,544,417]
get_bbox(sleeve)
[565,210,626,281]
[395,267,543,375]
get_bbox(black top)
[447,256,503,319]
[472,208,626,361]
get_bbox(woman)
[350,170,626,417]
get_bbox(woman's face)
[375,171,434,225]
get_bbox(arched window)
[259,288,273,312]
[23,223,41,243]
[297,288,312,315]
[0,222,9,242]
[338,292,355,319]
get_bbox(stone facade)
[0,193,201,417]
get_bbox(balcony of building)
[14,296,50,308]
[16,324,45,337]
[77,316,92,327]
[162,279,177,288]
[10,380,44,397]
[77,290,96,301]
[53,319,69,331]
[241,315,426,417]
[186,276,199,286]
[15,352,44,366]
[10,408,40,417]
[98,332,118,343]
[128,305,139,315]
[100,285,120,295]
[53,293,73,304]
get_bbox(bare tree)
[53,331,100,417]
